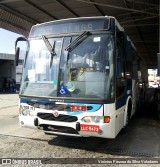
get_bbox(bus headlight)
[94,116,101,123]
[82,116,92,123]
[29,111,35,116]
[82,116,102,123]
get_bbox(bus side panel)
[115,105,125,135]
[113,79,133,135]
[103,103,124,137]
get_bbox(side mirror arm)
[15,36,29,67]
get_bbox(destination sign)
[30,18,110,37]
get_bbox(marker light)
[104,116,110,123]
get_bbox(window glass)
[59,34,114,99]
[20,38,62,97]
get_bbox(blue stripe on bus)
[20,98,102,115]
[116,94,127,109]
[116,79,132,110]
[126,79,132,90]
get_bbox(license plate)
[80,124,100,132]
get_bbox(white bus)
[15,16,145,138]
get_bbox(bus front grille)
[41,125,79,135]
[37,113,78,122]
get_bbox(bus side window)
[116,37,125,98]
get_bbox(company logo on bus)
[53,111,59,117]
[70,104,87,112]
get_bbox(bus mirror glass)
[15,36,30,68]
[15,47,20,66]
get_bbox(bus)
[15,16,145,138]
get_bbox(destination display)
[30,18,110,37]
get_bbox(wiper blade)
[65,31,90,52]
[50,40,56,68]
[42,35,56,68]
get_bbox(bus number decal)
[70,104,87,112]
[20,105,35,111]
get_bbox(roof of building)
[0,0,158,68]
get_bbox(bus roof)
[29,16,113,37]
[33,16,113,28]
[29,16,142,62]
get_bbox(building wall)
[0,60,15,78]
[0,52,24,92]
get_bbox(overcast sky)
[0,28,20,54]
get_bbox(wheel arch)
[124,96,132,126]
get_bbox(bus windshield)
[20,33,114,99]
[20,37,62,97]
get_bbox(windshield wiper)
[42,35,56,68]
[65,31,90,52]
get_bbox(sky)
[0,28,21,54]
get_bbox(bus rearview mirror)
[15,47,20,66]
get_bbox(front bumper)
[19,115,117,138]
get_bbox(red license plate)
[80,124,100,132]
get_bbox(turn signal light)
[104,116,110,123]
